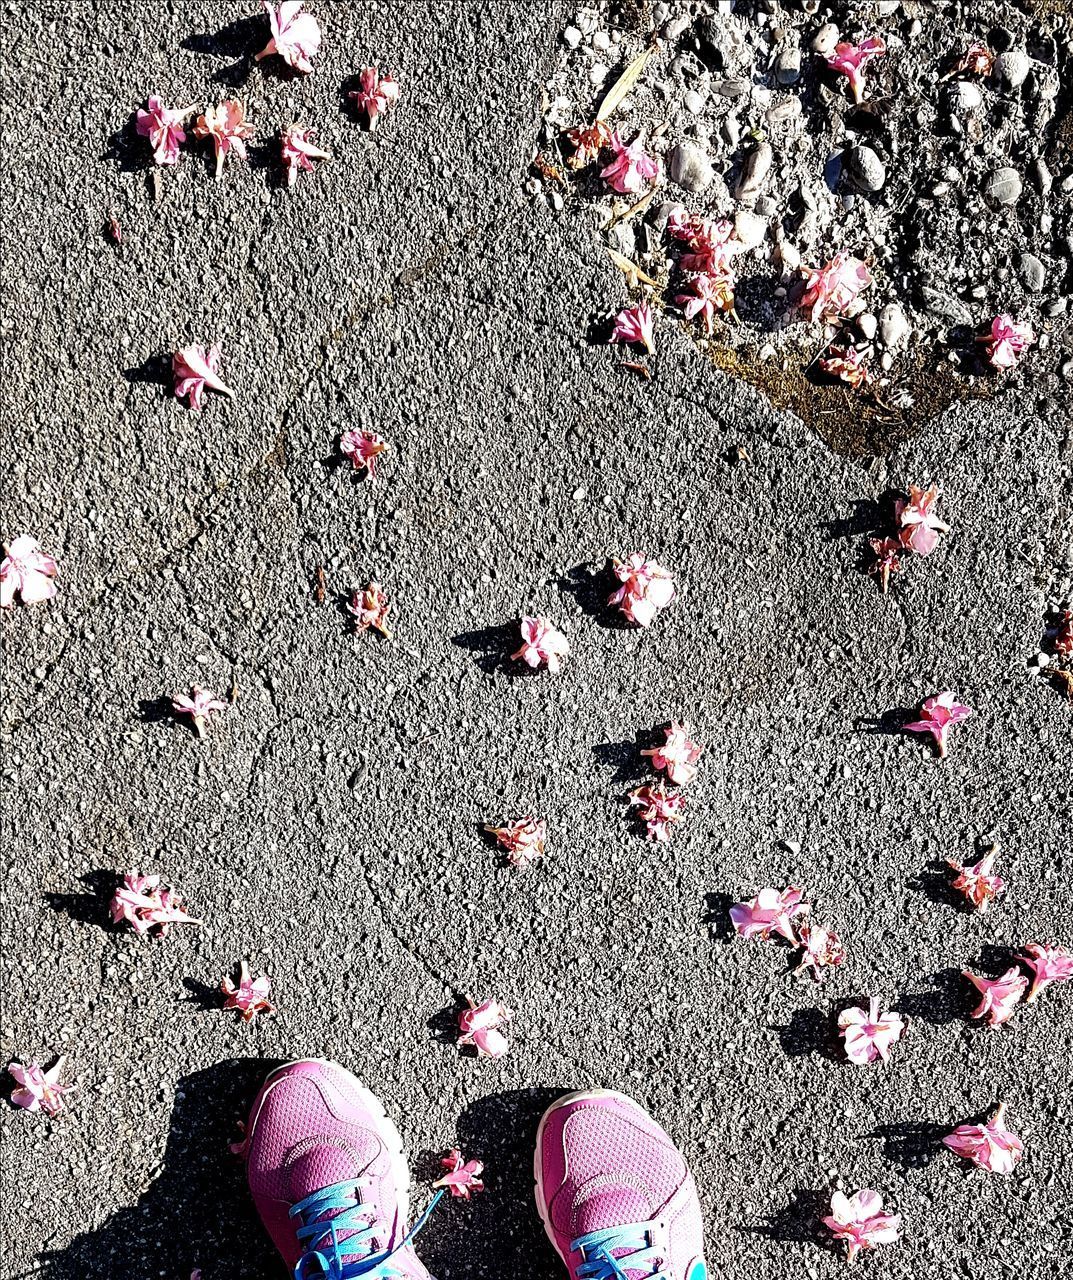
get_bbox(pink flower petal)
[109,869,201,938]
[823,1188,901,1264]
[608,553,675,627]
[979,314,1034,370]
[628,783,686,842]
[599,130,661,195]
[943,1103,1024,1174]
[1,534,58,608]
[339,429,387,477]
[825,35,886,104]
[457,997,511,1059]
[171,685,229,737]
[6,1056,77,1118]
[902,690,972,758]
[193,100,255,179]
[280,123,330,186]
[1019,943,1073,1002]
[485,817,547,870]
[348,583,392,637]
[172,344,235,410]
[793,921,845,980]
[799,252,871,322]
[432,1148,485,1199]
[221,960,275,1022]
[256,1,322,73]
[641,721,702,786]
[838,996,905,1065]
[946,847,1005,912]
[729,886,809,943]
[135,96,194,166]
[348,66,400,130]
[963,966,1027,1027]
[893,483,949,556]
[610,303,656,355]
[511,616,569,673]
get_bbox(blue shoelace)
[290,1178,443,1279]
[571,1222,668,1280]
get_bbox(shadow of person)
[39,1058,278,1279]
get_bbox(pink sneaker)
[534,1089,707,1280]
[240,1059,436,1278]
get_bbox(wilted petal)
[193,100,255,178]
[628,783,687,842]
[946,847,1005,912]
[729,886,809,943]
[173,344,235,409]
[485,817,547,870]
[457,997,511,1058]
[109,869,201,938]
[980,314,1034,370]
[171,685,229,737]
[135,96,194,166]
[221,960,275,1022]
[902,690,972,758]
[348,66,400,130]
[838,996,905,1064]
[963,966,1027,1027]
[641,721,702,786]
[943,1103,1024,1174]
[348,583,392,637]
[825,35,886,104]
[799,252,871,322]
[1019,943,1073,1002]
[256,1,322,73]
[339,428,387,476]
[600,130,660,194]
[7,1056,77,1118]
[432,1148,485,1198]
[894,483,949,556]
[511,616,569,673]
[610,303,656,355]
[1,534,59,608]
[823,1188,901,1263]
[280,124,329,185]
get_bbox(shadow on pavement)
[44,869,120,931]
[592,723,663,785]
[871,1118,949,1170]
[558,562,633,630]
[452,622,537,677]
[771,1005,843,1061]
[894,966,965,1026]
[742,1186,831,1246]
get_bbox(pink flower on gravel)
[348,583,392,637]
[730,887,809,943]
[799,252,871,323]
[256,1,322,73]
[171,686,228,737]
[676,272,735,333]
[136,96,194,166]
[1,535,58,608]
[825,35,886,104]
[566,119,613,168]
[954,41,994,77]
[668,212,742,275]
[628,783,687,842]
[433,1148,485,1199]
[1053,610,1073,656]
[173,344,235,410]
[963,966,1028,1028]
[980,314,1034,370]
[110,870,201,938]
[947,848,1005,912]
[280,124,329,186]
[339,428,388,477]
[512,616,569,673]
[611,302,655,355]
[902,691,972,759]
[348,67,400,130]
[894,483,949,555]
[7,1057,76,1117]
[868,537,902,595]
[609,553,675,627]
[819,345,870,388]
[600,130,660,194]
[838,997,905,1065]
[794,921,846,980]
[641,721,702,786]
[1020,943,1073,1002]
[823,1189,901,1264]
[943,1103,1024,1174]
[194,99,255,179]
[221,960,275,1023]
[485,816,547,871]
[457,997,511,1059]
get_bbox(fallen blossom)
[794,922,846,980]
[825,35,886,104]
[963,966,1028,1028]
[839,997,905,1065]
[256,1,321,73]
[1,535,58,608]
[730,887,809,943]
[799,252,871,322]
[1020,943,1073,1002]
[348,583,392,637]
[457,997,511,1059]
[136,96,194,166]
[194,100,255,179]
[221,961,275,1023]
[902,691,972,759]
[485,817,547,871]
[894,483,949,556]
[610,302,655,355]
[172,686,228,737]
[980,314,1034,370]
[339,428,388,477]
[868,537,902,595]
[280,124,329,186]
[943,1103,1024,1174]
[348,67,400,130]
[172,343,235,410]
[608,553,675,627]
[668,212,742,276]
[628,783,686,843]
[7,1057,76,1117]
[106,214,122,244]
[566,119,613,168]
[433,1148,485,1199]
[600,130,660,195]
[676,272,735,333]
[953,41,994,77]
[819,345,870,388]
[947,847,1005,912]
[641,722,702,786]
[1051,610,1073,656]
[110,870,201,938]
[511,616,569,674]
[823,1189,901,1265]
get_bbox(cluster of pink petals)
[628,783,686,842]
[894,483,950,556]
[963,966,1028,1028]
[600,130,660,195]
[348,67,400,130]
[512,615,569,674]
[668,212,741,331]
[902,691,972,759]
[256,2,321,74]
[485,816,547,871]
[823,1189,901,1264]
[348,583,392,636]
[943,1103,1024,1174]
[194,99,255,179]
[136,96,194,166]
[172,686,228,737]
[432,1148,485,1199]
[610,302,656,355]
[339,428,388,477]
[221,960,275,1023]
[609,553,675,627]
[980,314,1034,370]
[839,997,905,1065]
[280,124,329,186]
[173,343,235,410]
[641,722,702,786]
[954,41,995,77]
[947,848,1005,912]
[7,1057,76,1117]
[819,345,870,388]
[825,35,887,104]
[794,921,846,981]
[730,886,808,943]
[457,997,511,1059]
[675,273,734,335]
[1,535,58,608]
[1021,943,1073,1002]
[867,536,902,595]
[1051,609,1073,656]
[799,252,872,323]
[110,871,201,938]
[566,119,613,168]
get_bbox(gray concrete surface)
[1,3,1071,1279]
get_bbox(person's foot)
[240,1058,433,1278]
[534,1089,707,1280]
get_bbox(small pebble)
[735,141,773,199]
[563,25,581,50]
[668,141,714,193]
[843,144,885,194]
[775,48,801,85]
[1019,253,1045,293]
[997,48,1030,89]
[810,22,839,55]
[982,167,1022,206]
